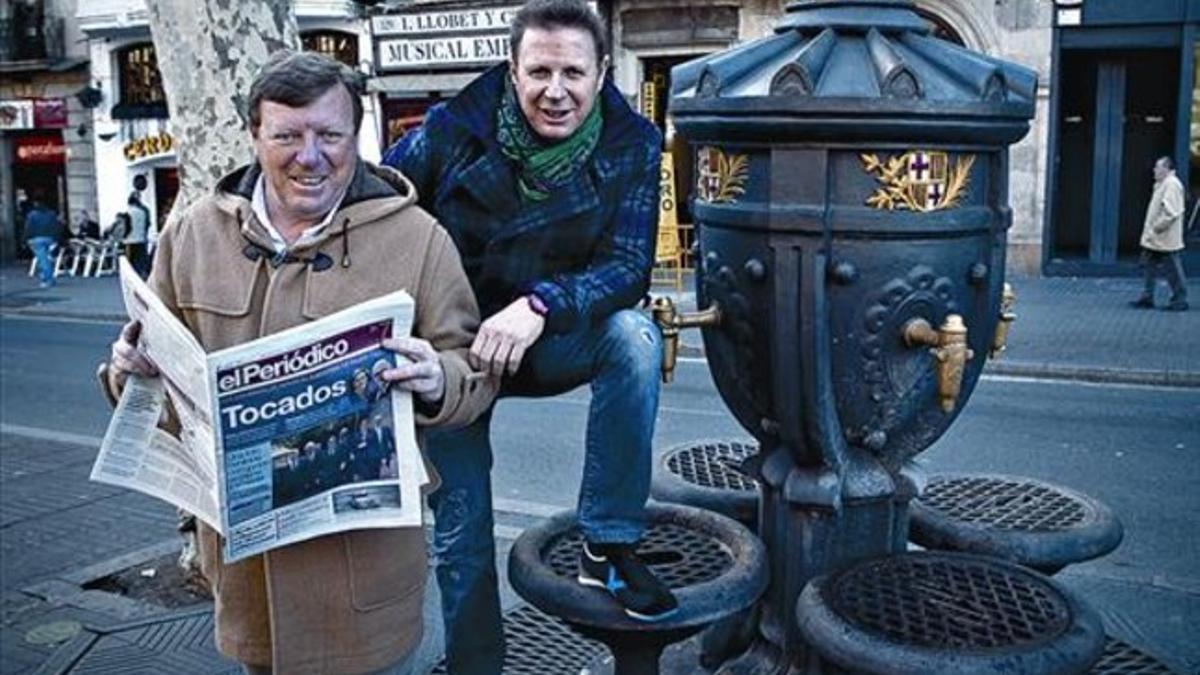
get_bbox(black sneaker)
[578,541,679,622]
[1129,296,1155,309]
[1165,300,1189,312]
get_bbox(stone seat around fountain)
[507,502,766,675]
[909,473,1124,574]
[650,439,760,528]
[797,551,1107,675]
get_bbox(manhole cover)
[25,620,82,645]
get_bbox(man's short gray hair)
[1157,156,1175,171]
[247,50,363,133]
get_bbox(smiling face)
[252,85,357,232]
[510,25,607,141]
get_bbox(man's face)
[510,26,606,141]
[1154,159,1170,182]
[252,85,357,227]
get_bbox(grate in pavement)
[37,607,240,675]
[664,440,759,492]
[1090,637,1178,675]
[431,604,606,675]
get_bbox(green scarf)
[496,78,603,202]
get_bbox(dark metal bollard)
[507,503,767,675]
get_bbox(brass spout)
[651,296,722,383]
[990,282,1017,359]
[903,314,974,413]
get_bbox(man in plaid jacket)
[383,1,674,672]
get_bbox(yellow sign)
[640,80,658,122]
[656,152,680,263]
[124,131,174,162]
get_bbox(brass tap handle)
[651,296,722,384]
[990,282,1017,359]
[903,314,974,413]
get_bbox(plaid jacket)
[382,64,663,334]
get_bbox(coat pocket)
[343,528,426,612]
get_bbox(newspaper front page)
[92,259,427,563]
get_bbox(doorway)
[1049,48,1179,273]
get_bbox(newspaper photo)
[92,259,427,563]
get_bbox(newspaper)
[92,259,428,563]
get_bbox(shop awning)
[368,72,480,97]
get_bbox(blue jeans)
[27,237,56,285]
[425,309,662,674]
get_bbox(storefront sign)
[378,34,511,70]
[373,2,595,72]
[655,152,680,262]
[372,5,522,36]
[0,100,35,130]
[33,98,68,128]
[124,131,175,162]
[14,134,67,164]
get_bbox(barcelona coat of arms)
[861,150,975,212]
[696,146,749,204]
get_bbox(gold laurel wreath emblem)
[697,147,750,204]
[861,152,976,212]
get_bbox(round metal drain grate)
[1090,637,1178,674]
[799,552,1105,674]
[910,473,1124,573]
[828,553,1071,649]
[665,440,759,491]
[920,474,1091,531]
[543,522,734,588]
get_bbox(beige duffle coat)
[1140,170,1186,252]
[120,161,496,673]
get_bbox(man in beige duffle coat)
[1131,155,1189,311]
[103,51,497,674]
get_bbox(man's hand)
[471,297,545,376]
[109,320,159,388]
[381,337,446,404]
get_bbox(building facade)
[1044,0,1200,275]
[1,0,94,260]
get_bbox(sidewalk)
[4,263,1198,387]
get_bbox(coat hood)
[211,160,420,258]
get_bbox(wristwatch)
[526,293,549,317]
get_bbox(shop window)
[915,8,965,46]
[113,43,168,119]
[302,30,359,68]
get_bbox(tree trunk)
[144,0,299,227]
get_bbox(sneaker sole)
[576,574,679,622]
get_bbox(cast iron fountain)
[510,1,1111,672]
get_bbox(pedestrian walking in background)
[124,192,151,278]
[23,194,62,288]
[1131,156,1189,311]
